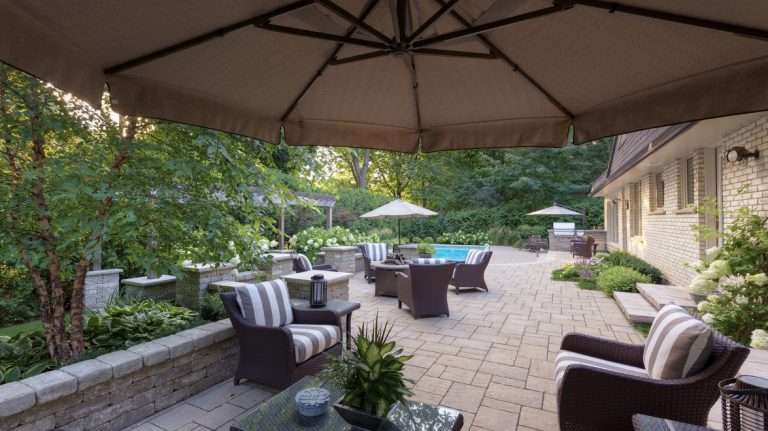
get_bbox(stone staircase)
[614,283,697,324]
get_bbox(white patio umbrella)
[360,198,437,244]
[527,203,586,227]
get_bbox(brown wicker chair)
[359,243,389,283]
[396,263,456,319]
[450,251,493,294]
[221,292,342,389]
[557,330,749,431]
[291,253,335,273]
[570,237,595,258]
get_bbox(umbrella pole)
[397,218,401,245]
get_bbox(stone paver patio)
[126,247,768,431]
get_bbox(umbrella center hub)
[388,43,411,59]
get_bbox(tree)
[370,151,419,198]
[346,148,371,190]
[0,64,284,362]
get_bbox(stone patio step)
[637,283,696,310]
[614,292,657,324]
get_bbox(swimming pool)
[433,245,487,261]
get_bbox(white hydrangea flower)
[706,294,720,302]
[735,295,749,305]
[697,301,710,312]
[307,239,314,245]
[706,246,721,259]
[688,275,718,294]
[701,313,716,325]
[721,275,746,289]
[747,273,767,286]
[229,255,241,266]
[687,260,706,272]
[751,329,768,350]
[707,260,730,278]
[303,246,309,251]
[270,240,278,248]
[181,260,193,266]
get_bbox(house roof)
[590,122,694,195]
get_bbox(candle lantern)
[310,274,327,307]
[720,375,768,431]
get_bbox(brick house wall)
[603,114,768,287]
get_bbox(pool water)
[433,245,486,261]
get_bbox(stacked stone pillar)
[176,264,235,310]
[321,246,357,273]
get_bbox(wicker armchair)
[221,292,342,389]
[396,263,456,319]
[450,251,493,294]
[358,243,389,283]
[557,331,749,431]
[291,253,335,273]
[570,237,595,258]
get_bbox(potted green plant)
[416,242,435,258]
[323,318,413,430]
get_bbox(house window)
[685,157,695,205]
[607,200,618,243]
[655,172,665,209]
[630,183,642,237]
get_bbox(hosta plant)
[323,317,413,418]
[0,332,57,384]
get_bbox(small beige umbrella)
[360,198,437,244]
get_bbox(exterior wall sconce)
[725,146,759,162]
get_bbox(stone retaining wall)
[0,320,237,431]
[84,269,123,310]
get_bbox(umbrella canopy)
[360,198,437,243]
[527,204,583,216]
[1,1,767,152]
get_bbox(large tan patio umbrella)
[1,1,767,152]
[527,203,586,228]
[360,198,437,244]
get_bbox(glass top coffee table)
[231,376,463,431]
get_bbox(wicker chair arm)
[560,332,645,368]
[394,271,409,278]
[312,263,336,271]
[292,308,341,326]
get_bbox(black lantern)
[310,274,327,307]
[720,375,768,431]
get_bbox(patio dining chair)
[556,304,749,431]
[291,253,335,273]
[221,280,342,389]
[395,262,456,319]
[527,235,548,256]
[450,249,493,294]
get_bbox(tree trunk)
[348,149,370,190]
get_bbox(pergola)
[252,189,337,249]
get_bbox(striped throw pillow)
[643,303,714,379]
[465,249,485,265]
[297,254,313,271]
[235,280,294,327]
[412,258,449,264]
[365,243,388,262]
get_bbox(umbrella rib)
[258,24,387,49]
[434,0,574,119]
[406,56,423,133]
[407,0,460,43]
[330,50,389,65]
[413,48,497,59]
[396,0,408,43]
[571,0,768,41]
[104,0,314,75]
[280,0,382,122]
[314,0,392,44]
[412,6,563,48]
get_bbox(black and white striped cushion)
[643,304,714,379]
[297,254,313,271]
[285,324,340,363]
[465,249,485,265]
[412,258,449,264]
[234,280,294,327]
[364,243,388,262]
[555,350,648,388]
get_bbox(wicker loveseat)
[557,329,749,430]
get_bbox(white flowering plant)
[289,226,380,261]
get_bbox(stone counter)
[281,270,353,301]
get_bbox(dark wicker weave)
[570,238,595,258]
[450,251,493,294]
[221,292,342,389]
[396,263,456,319]
[291,255,335,273]
[558,330,749,431]
[358,244,376,283]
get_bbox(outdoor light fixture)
[309,274,327,307]
[719,375,768,431]
[725,146,759,162]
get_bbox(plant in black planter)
[416,243,435,258]
[322,317,413,430]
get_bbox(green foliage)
[0,331,57,384]
[416,243,435,255]
[440,230,490,245]
[332,189,392,232]
[422,236,434,243]
[290,227,378,261]
[0,264,39,326]
[411,236,423,244]
[200,293,226,322]
[84,299,198,350]
[596,266,651,297]
[322,318,413,418]
[600,251,663,283]
[552,263,582,281]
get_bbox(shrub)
[422,236,434,244]
[552,263,581,281]
[488,226,516,245]
[697,274,768,344]
[0,264,40,326]
[411,236,423,244]
[290,227,379,261]
[0,331,57,384]
[440,230,489,245]
[417,243,435,255]
[399,236,410,244]
[601,251,662,283]
[596,266,651,297]
[201,292,226,322]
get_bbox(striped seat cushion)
[465,249,486,264]
[364,243,388,262]
[555,350,648,389]
[296,254,313,271]
[234,280,293,327]
[643,303,714,379]
[412,258,449,264]
[285,324,341,363]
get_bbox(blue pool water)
[433,245,486,261]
